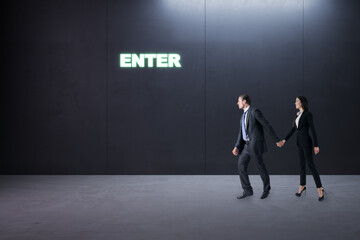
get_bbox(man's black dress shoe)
[260,191,270,199]
[237,191,253,199]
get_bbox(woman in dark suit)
[280,96,325,201]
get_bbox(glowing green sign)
[120,53,181,68]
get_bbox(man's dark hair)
[240,94,251,105]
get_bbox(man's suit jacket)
[284,110,319,147]
[235,106,280,155]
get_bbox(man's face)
[237,97,246,109]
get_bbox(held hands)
[314,147,320,155]
[276,140,286,148]
[232,147,239,156]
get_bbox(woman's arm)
[308,112,319,147]
[284,125,295,141]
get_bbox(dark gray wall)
[2,0,107,174]
[2,0,360,174]
[107,1,205,174]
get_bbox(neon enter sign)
[119,53,181,68]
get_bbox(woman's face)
[295,98,302,110]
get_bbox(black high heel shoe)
[295,186,306,197]
[318,187,326,201]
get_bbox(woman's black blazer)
[284,110,319,148]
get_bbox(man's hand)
[314,147,320,155]
[232,147,239,156]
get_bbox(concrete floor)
[0,175,359,240]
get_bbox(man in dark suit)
[232,94,282,199]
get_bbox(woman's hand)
[276,140,286,148]
[314,147,320,155]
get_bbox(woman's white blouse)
[295,111,303,128]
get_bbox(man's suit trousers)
[237,143,271,192]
